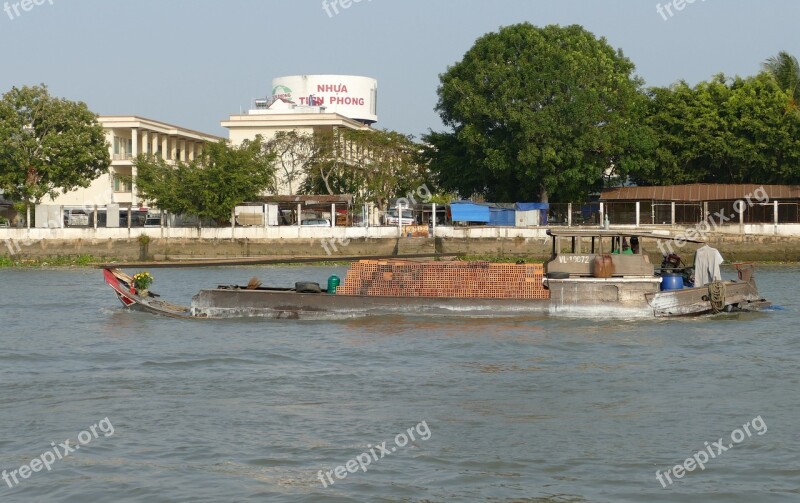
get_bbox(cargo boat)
[102,229,770,319]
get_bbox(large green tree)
[0,84,110,205]
[426,23,653,202]
[134,138,277,224]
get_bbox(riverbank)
[2,234,800,267]
[0,254,101,268]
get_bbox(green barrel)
[327,275,340,294]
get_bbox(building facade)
[222,75,377,195]
[46,116,223,210]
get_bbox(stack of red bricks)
[336,260,549,299]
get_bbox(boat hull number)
[558,255,592,264]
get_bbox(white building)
[222,75,378,195]
[46,116,224,210]
[39,75,378,224]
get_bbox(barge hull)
[190,289,553,319]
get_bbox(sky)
[1,0,799,139]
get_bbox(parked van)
[300,218,331,227]
[64,209,90,227]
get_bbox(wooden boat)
[103,269,196,319]
[542,229,769,317]
[102,230,770,319]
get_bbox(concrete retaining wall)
[5,222,800,242]
[2,225,800,262]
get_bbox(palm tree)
[762,51,800,108]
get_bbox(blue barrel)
[661,273,684,291]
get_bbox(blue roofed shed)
[449,202,490,223]
[450,202,516,226]
[515,202,549,226]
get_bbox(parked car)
[118,210,148,227]
[383,209,415,226]
[300,218,331,227]
[144,215,162,227]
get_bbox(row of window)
[112,136,184,160]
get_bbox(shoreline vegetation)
[0,254,101,268]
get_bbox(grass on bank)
[0,254,109,268]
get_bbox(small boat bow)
[103,268,197,319]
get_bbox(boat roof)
[546,228,705,243]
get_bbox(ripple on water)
[0,266,797,502]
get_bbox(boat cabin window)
[550,234,641,255]
[557,236,575,254]
[610,236,641,254]
[553,236,606,254]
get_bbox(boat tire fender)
[295,282,322,294]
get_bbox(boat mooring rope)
[708,280,726,313]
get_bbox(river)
[0,265,797,502]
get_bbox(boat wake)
[547,303,654,319]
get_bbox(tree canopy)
[0,84,110,205]
[263,130,314,195]
[425,23,653,202]
[426,26,800,201]
[762,51,800,109]
[134,138,277,224]
[299,127,428,210]
[633,73,800,186]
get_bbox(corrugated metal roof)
[451,201,516,209]
[257,195,353,204]
[600,184,800,201]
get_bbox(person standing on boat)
[614,237,634,254]
[621,241,634,254]
[630,236,640,254]
[693,244,724,286]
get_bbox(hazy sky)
[2,0,798,139]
